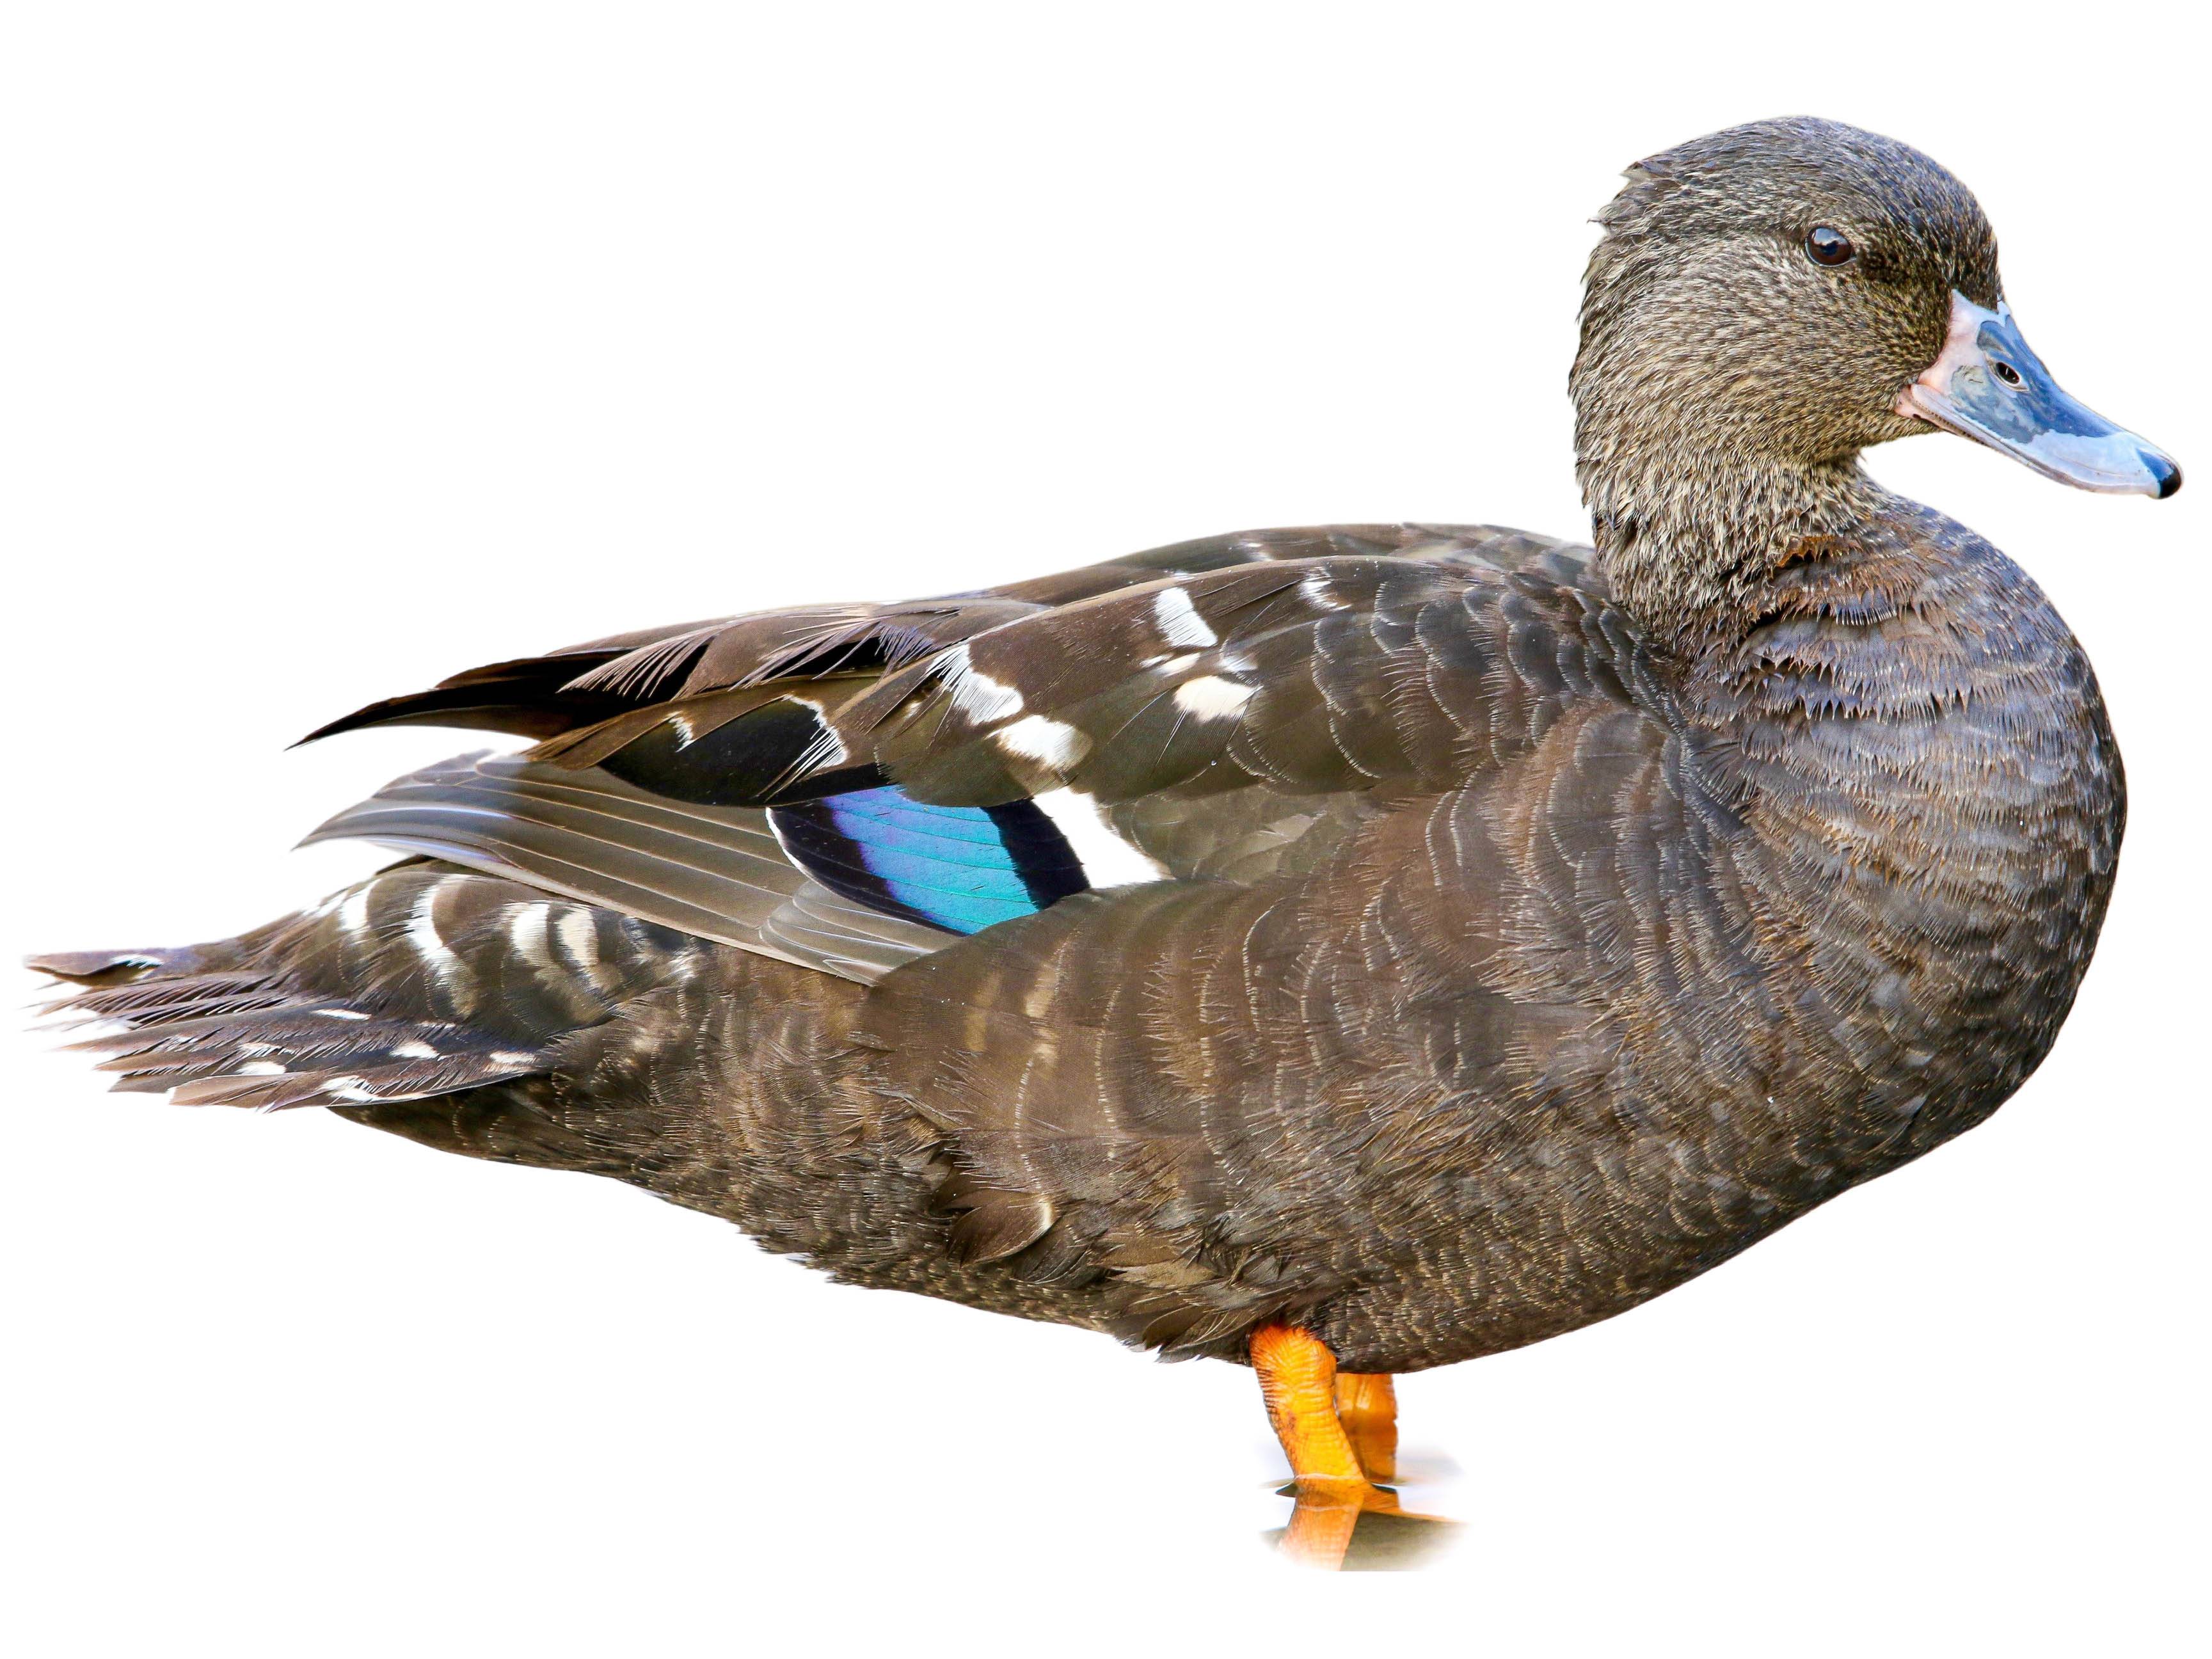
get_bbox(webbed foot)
[1251,1326,1459,1569]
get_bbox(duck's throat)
[1582,451,1884,643]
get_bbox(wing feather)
[295,525,1605,952]
[300,754,946,983]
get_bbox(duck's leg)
[1333,1370,1398,1484]
[1250,1324,1401,1568]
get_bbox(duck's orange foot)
[1334,1369,1398,1484]
[1250,1325,1458,1570]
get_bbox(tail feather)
[68,1000,543,1107]
[32,861,711,1112]
[27,937,267,990]
[38,972,295,1028]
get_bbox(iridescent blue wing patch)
[770,786,1089,935]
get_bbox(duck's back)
[38,513,2120,1374]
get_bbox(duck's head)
[1571,117,2179,516]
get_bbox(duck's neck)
[1581,447,1888,650]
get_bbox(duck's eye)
[1806,226,1855,267]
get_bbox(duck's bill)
[1899,292,2180,498]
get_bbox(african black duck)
[34,118,2179,1568]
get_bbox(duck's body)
[39,503,2120,1375]
[33,118,2172,1559]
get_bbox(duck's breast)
[1714,505,2125,1156]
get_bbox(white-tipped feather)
[405,877,476,1013]
[1031,788,1171,887]
[1299,571,1349,610]
[1152,586,1218,648]
[507,901,559,974]
[1172,676,1255,721]
[557,909,617,993]
[337,884,375,941]
[939,644,1026,722]
[994,714,1092,774]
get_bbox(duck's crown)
[1589,117,2000,307]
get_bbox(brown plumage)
[33,118,2177,1418]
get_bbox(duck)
[32,116,2179,1568]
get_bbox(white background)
[3,4,2202,1653]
